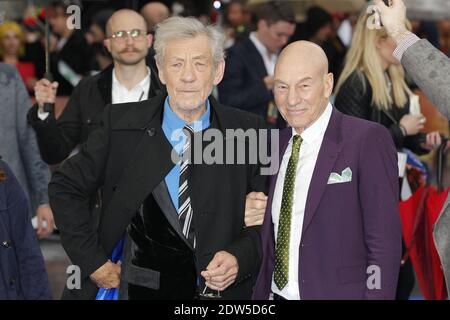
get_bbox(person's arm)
[358,124,402,300]
[224,115,267,283]
[27,79,85,165]
[218,48,272,111]
[14,69,52,212]
[48,104,112,283]
[2,161,52,300]
[201,116,267,291]
[375,0,450,120]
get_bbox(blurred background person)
[334,10,443,300]
[48,0,93,96]
[140,1,171,75]
[291,6,347,82]
[0,160,52,300]
[140,1,170,35]
[85,9,114,73]
[222,0,251,48]
[0,63,54,239]
[218,0,296,128]
[0,21,37,93]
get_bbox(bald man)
[253,41,402,300]
[140,2,170,33]
[29,9,162,165]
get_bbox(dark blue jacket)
[0,160,52,299]
[218,37,272,118]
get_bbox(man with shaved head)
[140,2,170,33]
[29,9,162,165]
[253,41,402,300]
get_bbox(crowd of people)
[0,0,449,301]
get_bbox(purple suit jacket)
[253,108,402,300]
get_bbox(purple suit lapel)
[302,108,342,234]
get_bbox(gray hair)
[154,16,225,67]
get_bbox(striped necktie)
[178,125,196,248]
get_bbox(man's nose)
[288,87,300,107]
[181,63,196,82]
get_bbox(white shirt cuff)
[393,33,421,62]
[37,108,50,120]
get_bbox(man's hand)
[34,78,58,112]
[263,75,274,91]
[421,131,450,151]
[36,204,55,239]
[201,251,238,292]
[90,260,121,289]
[374,0,410,44]
[399,114,425,136]
[244,192,267,227]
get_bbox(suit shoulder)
[340,111,391,141]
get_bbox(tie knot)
[183,125,194,137]
[292,135,302,151]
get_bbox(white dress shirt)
[111,67,151,104]
[38,67,151,120]
[249,32,277,76]
[271,103,333,300]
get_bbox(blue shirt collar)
[163,96,211,133]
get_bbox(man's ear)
[103,39,111,53]
[213,59,225,86]
[324,72,334,98]
[257,19,268,32]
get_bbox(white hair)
[154,16,225,67]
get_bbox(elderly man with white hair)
[49,16,267,300]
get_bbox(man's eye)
[131,29,141,37]
[115,31,124,37]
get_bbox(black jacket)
[50,30,93,96]
[334,71,428,155]
[49,93,267,299]
[28,64,162,165]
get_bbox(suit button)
[147,128,156,136]
[9,277,16,286]
[2,240,11,248]
[86,118,92,124]
[112,185,118,191]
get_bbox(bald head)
[140,2,170,32]
[273,40,334,133]
[276,40,329,77]
[106,9,147,37]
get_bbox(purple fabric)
[253,108,402,300]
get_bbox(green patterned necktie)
[274,134,303,290]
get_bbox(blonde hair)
[0,21,25,58]
[335,11,411,110]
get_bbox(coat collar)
[97,63,163,105]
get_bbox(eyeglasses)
[109,29,147,40]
